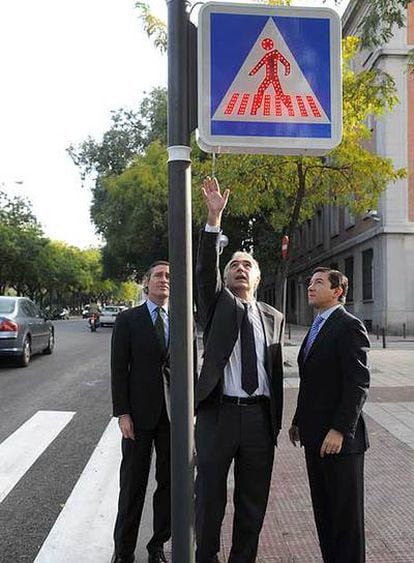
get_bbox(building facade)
[281,2,414,335]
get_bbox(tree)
[67,87,167,182]
[0,189,128,306]
[68,88,168,278]
[0,190,46,295]
[335,0,413,49]
[94,141,170,278]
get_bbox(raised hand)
[201,177,230,227]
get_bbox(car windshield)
[0,298,16,314]
[103,307,119,313]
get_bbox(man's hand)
[201,177,230,227]
[320,429,343,458]
[118,414,135,440]
[288,424,300,446]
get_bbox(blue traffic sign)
[197,2,342,155]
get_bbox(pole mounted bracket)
[167,145,192,162]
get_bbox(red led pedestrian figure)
[249,37,291,115]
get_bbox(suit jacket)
[292,306,370,454]
[195,230,284,444]
[111,303,170,430]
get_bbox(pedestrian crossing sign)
[197,2,342,155]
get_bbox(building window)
[299,226,304,253]
[307,220,312,249]
[344,256,354,303]
[315,210,323,245]
[344,206,356,229]
[329,205,339,237]
[362,249,374,300]
[289,279,296,312]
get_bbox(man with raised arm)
[195,177,284,563]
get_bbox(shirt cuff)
[205,224,221,233]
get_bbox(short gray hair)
[223,251,261,286]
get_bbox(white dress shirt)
[223,301,270,397]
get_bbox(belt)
[221,395,269,406]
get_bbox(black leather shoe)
[110,553,135,563]
[148,547,168,562]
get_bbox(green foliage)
[0,190,132,305]
[352,0,412,48]
[67,88,167,182]
[408,49,414,73]
[94,141,169,278]
[135,2,167,52]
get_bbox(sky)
[0,0,347,249]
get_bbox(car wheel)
[17,337,31,367]
[43,331,55,355]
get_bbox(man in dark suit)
[289,267,370,563]
[195,177,284,563]
[111,261,171,563]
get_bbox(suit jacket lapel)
[257,303,274,380]
[134,303,165,355]
[298,330,309,367]
[304,306,344,362]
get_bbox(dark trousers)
[195,401,275,563]
[305,449,365,563]
[114,407,171,558]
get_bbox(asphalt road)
[0,319,115,563]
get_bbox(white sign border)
[197,1,342,155]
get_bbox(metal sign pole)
[166,1,195,562]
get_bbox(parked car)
[0,296,55,367]
[99,305,124,327]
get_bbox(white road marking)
[34,418,121,563]
[0,410,75,504]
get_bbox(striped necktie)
[154,307,166,352]
[303,315,324,359]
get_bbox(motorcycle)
[89,313,100,332]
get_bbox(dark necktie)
[154,307,166,352]
[240,303,258,395]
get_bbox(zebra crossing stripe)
[34,417,121,563]
[0,410,75,504]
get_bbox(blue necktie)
[303,315,324,359]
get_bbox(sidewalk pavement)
[138,326,414,562]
